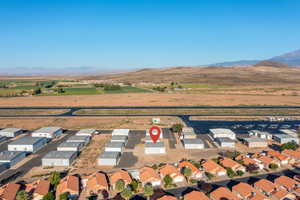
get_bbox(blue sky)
[0,0,299,70]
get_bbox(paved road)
[0,106,300,117]
[0,131,75,184]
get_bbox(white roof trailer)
[112,129,130,136]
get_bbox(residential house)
[202,160,226,176]
[139,167,161,187]
[237,156,264,170]
[110,170,132,189]
[274,176,300,192]
[267,150,292,165]
[0,183,21,200]
[83,172,109,195]
[232,182,270,200]
[282,149,300,162]
[159,164,185,183]
[178,161,203,179]
[271,189,296,200]
[255,155,280,169]
[210,187,239,200]
[183,190,210,200]
[33,179,51,200]
[56,175,80,199]
[157,195,177,200]
[254,179,277,196]
[219,157,246,172]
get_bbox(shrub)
[115,179,125,192]
[59,192,68,200]
[171,123,183,133]
[226,168,237,178]
[42,192,55,200]
[269,163,279,170]
[236,170,244,176]
[205,172,214,180]
[120,187,133,200]
[16,190,30,200]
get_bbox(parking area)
[117,152,138,168]
[162,128,176,149]
[125,130,145,149]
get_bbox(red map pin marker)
[149,126,161,143]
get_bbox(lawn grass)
[13,85,40,90]
[103,86,151,94]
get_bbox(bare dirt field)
[1,92,300,107]
[0,116,182,130]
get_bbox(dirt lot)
[1,92,300,107]
[0,116,182,130]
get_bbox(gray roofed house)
[111,135,128,143]
[42,151,77,166]
[66,135,90,145]
[32,127,63,139]
[0,128,23,138]
[243,137,268,148]
[105,141,124,152]
[145,141,166,154]
[8,136,48,152]
[272,134,299,144]
[0,151,26,167]
[57,142,84,152]
[97,151,121,166]
[209,128,236,140]
[215,137,235,148]
[76,129,97,136]
[182,139,204,149]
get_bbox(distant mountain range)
[1,48,300,76]
[211,49,300,66]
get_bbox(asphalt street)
[1,106,300,117]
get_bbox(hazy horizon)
[1,0,300,72]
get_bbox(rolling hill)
[85,65,300,86]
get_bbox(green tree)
[171,123,183,133]
[130,179,141,193]
[57,88,65,93]
[269,163,279,170]
[48,171,61,188]
[16,190,30,200]
[42,192,55,200]
[120,187,133,200]
[143,184,154,200]
[183,167,192,182]
[163,175,173,188]
[205,172,214,180]
[280,142,299,151]
[115,179,125,192]
[59,192,69,200]
[236,170,244,176]
[33,87,42,95]
[226,168,236,178]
